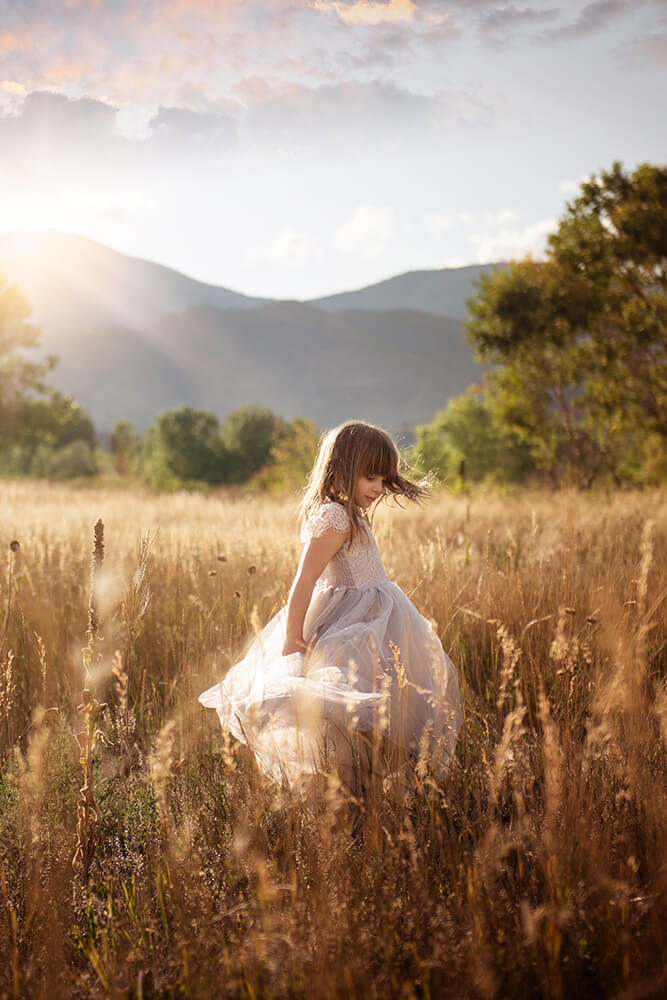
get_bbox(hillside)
[0,230,269,334]
[0,230,493,432]
[310,262,506,319]
[37,302,476,432]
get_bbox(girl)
[199,421,462,790]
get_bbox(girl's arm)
[282,529,348,655]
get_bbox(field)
[0,481,665,999]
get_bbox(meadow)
[0,481,665,999]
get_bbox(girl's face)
[353,473,385,510]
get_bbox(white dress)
[199,502,462,784]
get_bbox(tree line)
[114,407,319,490]
[1,161,665,490]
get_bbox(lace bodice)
[300,502,389,590]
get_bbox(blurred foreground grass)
[0,481,665,999]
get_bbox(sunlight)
[0,188,78,235]
[316,0,417,26]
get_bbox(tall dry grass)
[0,480,665,999]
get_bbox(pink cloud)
[0,31,26,54]
[314,0,418,25]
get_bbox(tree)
[46,439,97,480]
[221,406,277,483]
[17,393,97,477]
[415,391,532,486]
[143,407,226,486]
[466,162,667,486]
[251,417,319,492]
[110,420,140,476]
[0,275,97,476]
[0,277,56,427]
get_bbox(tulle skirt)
[199,581,462,785]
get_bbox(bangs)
[361,434,399,482]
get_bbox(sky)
[0,0,665,299]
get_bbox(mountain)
[309,263,506,319]
[0,230,269,334]
[29,301,477,432]
[0,230,496,433]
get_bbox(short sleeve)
[300,502,350,542]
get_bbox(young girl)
[199,421,462,790]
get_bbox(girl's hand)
[282,636,307,656]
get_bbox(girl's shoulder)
[300,502,350,542]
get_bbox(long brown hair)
[299,421,429,546]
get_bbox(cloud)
[0,0,458,110]
[467,216,556,262]
[423,211,454,237]
[476,5,561,49]
[0,0,648,111]
[424,207,519,239]
[542,0,631,42]
[314,0,418,25]
[147,106,236,152]
[0,91,118,165]
[620,31,667,67]
[0,31,26,55]
[558,175,591,196]
[334,204,394,257]
[468,0,646,49]
[230,77,494,152]
[0,80,26,96]
[0,77,491,183]
[245,227,323,268]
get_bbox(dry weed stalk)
[117,531,153,751]
[0,649,15,749]
[33,631,48,707]
[0,539,20,662]
[0,543,20,748]
[13,706,55,990]
[73,518,112,878]
[150,719,177,830]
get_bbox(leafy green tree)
[467,162,666,486]
[416,392,532,486]
[110,420,140,476]
[46,439,97,480]
[0,275,97,476]
[0,276,56,434]
[52,400,95,449]
[251,417,319,492]
[221,406,277,483]
[143,406,226,486]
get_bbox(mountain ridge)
[0,230,497,433]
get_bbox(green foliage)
[143,406,227,487]
[46,439,97,480]
[0,274,97,477]
[466,161,667,487]
[0,393,97,477]
[251,417,319,492]
[142,405,319,491]
[415,391,533,487]
[221,405,278,484]
[0,276,55,424]
[110,420,140,476]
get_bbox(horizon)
[0,225,503,302]
[0,1,665,299]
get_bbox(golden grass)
[0,480,665,999]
